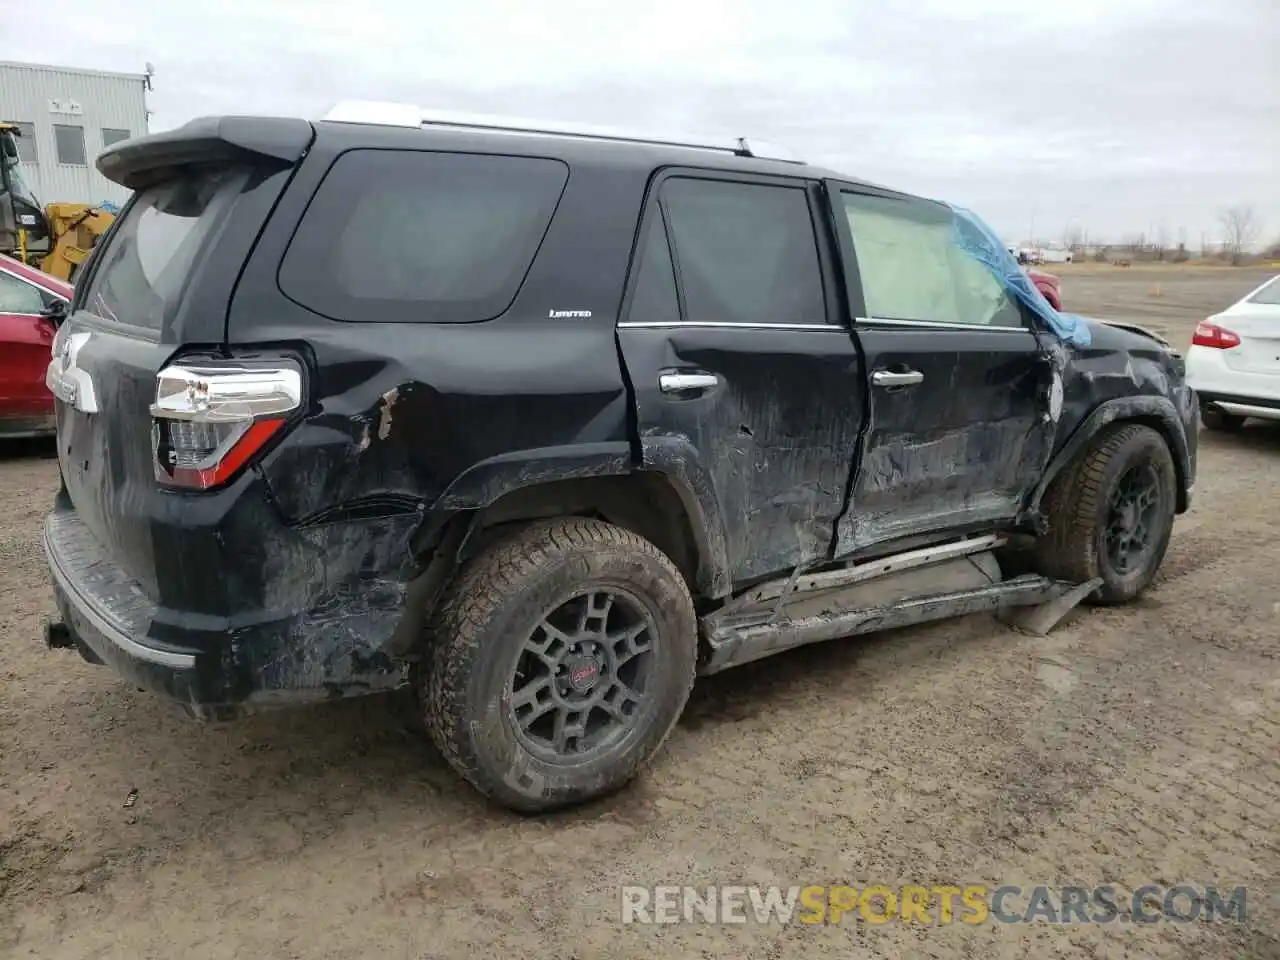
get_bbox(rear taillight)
[1192,322,1240,349]
[150,360,303,490]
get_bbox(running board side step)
[721,533,1006,614]
[698,574,1075,675]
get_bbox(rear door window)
[659,177,826,326]
[278,150,569,324]
[79,166,247,331]
[625,214,681,326]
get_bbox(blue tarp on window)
[947,203,1092,347]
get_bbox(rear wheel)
[1199,404,1245,432]
[421,517,697,813]
[1034,424,1177,604]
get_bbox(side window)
[842,191,1022,328]
[626,215,680,325]
[0,272,47,314]
[660,177,826,326]
[279,150,569,324]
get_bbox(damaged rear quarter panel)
[222,319,633,698]
[253,321,632,523]
[209,128,647,701]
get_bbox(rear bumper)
[1186,346,1280,418]
[43,510,221,716]
[42,505,414,720]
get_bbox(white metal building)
[0,60,149,208]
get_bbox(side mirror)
[41,299,68,325]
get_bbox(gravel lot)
[2,267,1277,959]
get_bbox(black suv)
[42,102,1197,812]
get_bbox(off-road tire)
[1199,405,1244,432]
[420,517,697,813]
[1034,423,1177,605]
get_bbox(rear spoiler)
[97,116,315,191]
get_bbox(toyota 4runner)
[42,102,1198,812]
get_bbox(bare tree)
[1220,205,1261,265]
[1062,224,1085,253]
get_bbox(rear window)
[278,150,569,324]
[80,166,246,330]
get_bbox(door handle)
[659,372,719,395]
[871,369,924,388]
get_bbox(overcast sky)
[7,0,1278,245]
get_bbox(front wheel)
[421,517,697,813]
[1034,424,1178,604]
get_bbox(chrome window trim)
[617,320,846,331]
[855,316,1030,333]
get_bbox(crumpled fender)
[1029,395,1194,516]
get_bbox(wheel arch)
[1034,397,1192,516]
[451,470,731,601]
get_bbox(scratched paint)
[619,322,864,586]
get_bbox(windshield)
[1247,275,1280,306]
[80,165,246,330]
[1,144,39,207]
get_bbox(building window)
[101,128,131,149]
[53,124,87,165]
[10,122,37,162]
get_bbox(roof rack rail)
[319,100,802,163]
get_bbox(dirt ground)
[1048,262,1276,342]
[2,267,1278,959]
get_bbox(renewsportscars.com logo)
[620,884,1248,926]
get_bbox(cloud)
[5,0,1277,242]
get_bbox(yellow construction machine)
[0,121,116,281]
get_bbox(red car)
[1028,268,1063,311]
[0,253,71,438]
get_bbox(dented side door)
[823,180,1059,557]
[616,170,867,591]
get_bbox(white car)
[1186,273,1280,431]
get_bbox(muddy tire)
[420,517,697,813]
[1199,405,1244,432]
[1034,423,1177,605]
